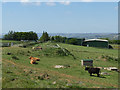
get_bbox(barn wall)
[83,41,108,48]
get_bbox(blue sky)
[2,2,118,33]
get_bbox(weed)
[11,55,19,60]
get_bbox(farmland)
[2,41,119,88]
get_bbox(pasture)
[2,41,118,88]
[1,40,21,43]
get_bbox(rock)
[35,73,50,80]
[76,81,83,84]
[29,70,32,74]
[7,52,11,55]
[33,71,37,74]
[101,72,110,75]
[52,81,56,84]
[38,76,44,80]
[42,73,50,79]
[64,64,70,68]
[104,67,118,72]
[27,51,31,53]
[54,65,64,68]
[6,71,12,73]
[103,67,107,70]
[66,83,72,86]
[106,67,118,71]
[11,78,15,81]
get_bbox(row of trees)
[39,31,50,42]
[109,40,120,44]
[39,32,85,45]
[4,31,38,41]
[98,38,120,44]
[4,31,120,45]
[40,32,120,45]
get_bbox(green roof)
[82,59,93,61]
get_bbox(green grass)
[111,44,120,49]
[1,40,21,43]
[2,41,118,88]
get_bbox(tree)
[3,31,38,41]
[68,38,78,45]
[50,36,54,41]
[3,30,15,40]
[39,31,50,42]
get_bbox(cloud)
[35,2,41,6]
[114,6,118,10]
[81,0,93,2]
[20,0,41,6]
[2,0,10,3]
[60,1,71,5]
[20,0,29,3]
[46,2,56,6]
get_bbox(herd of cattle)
[29,56,101,77]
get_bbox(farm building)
[82,39,109,48]
[81,59,93,66]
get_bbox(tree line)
[98,38,120,44]
[3,31,120,45]
[3,31,38,41]
[39,31,85,45]
[40,32,120,45]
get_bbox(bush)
[17,50,25,55]
[55,48,66,56]
[11,55,19,60]
[102,55,118,61]
[7,52,12,55]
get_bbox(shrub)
[55,48,66,56]
[102,55,118,61]
[11,55,19,60]
[7,52,12,55]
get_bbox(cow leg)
[97,73,100,77]
[90,73,92,76]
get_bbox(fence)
[0,42,22,47]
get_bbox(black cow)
[85,67,100,77]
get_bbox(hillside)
[1,33,119,40]
[2,42,118,88]
[37,33,118,40]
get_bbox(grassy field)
[1,40,21,43]
[2,42,118,88]
[111,44,120,50]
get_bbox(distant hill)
[37,33,119,40]
[1,33,118,40]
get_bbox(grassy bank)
[2,42,118,88]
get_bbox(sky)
[2,1,118,33]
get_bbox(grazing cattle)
[29,56,40,61]
[85,67,100,77]
[30,59,36,64]
[29,56,40,64]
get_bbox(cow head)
[29,56,33,59]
